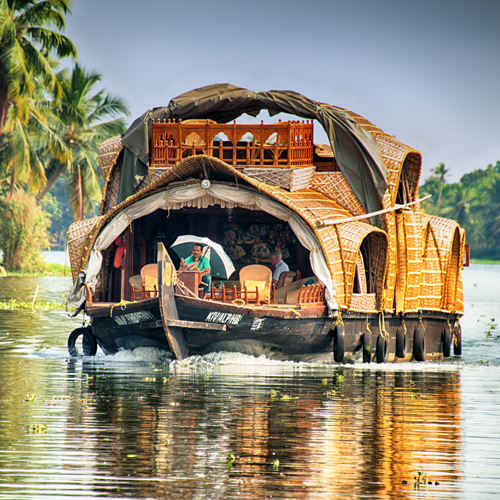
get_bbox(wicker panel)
[242,166,315,192]
[355,252,367,294]
[380,211,397,311]
[350,293,377,312]
[445,229,461,312]
[134,167,173,194]
[67,216,104,281]
[395,210,423,312]
[311,172,366,217]
[100,163,121,215]
[335,222,388,309]
[418,224,444,311]
[395,212,407,313]
[376,134,422,208]
[316,225,344,306]
[98,136,123,182]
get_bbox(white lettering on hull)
[114,310,157,326]
[250,318,266,331]
[205,311,243,325]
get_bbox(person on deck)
[270,250,289,287]
[180,243,212,289]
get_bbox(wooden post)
[157,242,188,360]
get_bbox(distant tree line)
[0,0,129,271]
[419,162,500,261]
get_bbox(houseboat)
[66,84,467,362]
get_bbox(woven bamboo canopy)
[68,87,466,315]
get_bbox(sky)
[63,0,500,182]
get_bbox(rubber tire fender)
[442,326,453,357]
[333,323,345,363]
[362,328,372,363]
[376,335,389,363]
[453,323,462,356]
[68,326,97,357]
[395,325,407,358]
[413,325,426,362]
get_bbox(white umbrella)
[171,235,235,279]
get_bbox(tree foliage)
[419,162,500,260]
[0,190,49,271]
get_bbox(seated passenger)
[180,243,212,290]
[269,250,289,287]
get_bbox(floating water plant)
[162,377,171,383]
[204,373,210,381]
[336,374,345,383]
[27,423,47,433]
[414,470,429,490]
[485,318,497,337]
[322,378,328,385]
[270,389,277,398]
[272,459,280,470]
[227,451,238,470]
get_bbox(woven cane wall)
[379,211,397,311]
[310,172,366,217]
[314,225,345,305]
[445,228,461,312]
[334,222,388,310]
[395,210,424,313]
[100,163,121,215]
[377,135,422,209]
[67,216,104,282]
[418,222,444,311]
[98,136,123,182]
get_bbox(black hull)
[85,295,459,362]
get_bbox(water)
[0,261,499,499]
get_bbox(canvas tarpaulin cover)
[119,84,388,214]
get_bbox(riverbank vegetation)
[0,0,129,273]
[419,162,500,261]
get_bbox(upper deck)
[151,119,315,168]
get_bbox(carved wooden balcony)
[150,119,314,168]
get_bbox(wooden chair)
[276,270,296,289]
[140,264,159,298]
[129,275,143,301]
[239,265,272,305]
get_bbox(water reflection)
[1,267,500,498]
[0,359,463,499]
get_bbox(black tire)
[453,323,462,356]
[68,326,97,357]
[334,323,345,363]
[442,326,453,357]
[395,325,407,358]
[376,335,389,363]
[362,328,372,363]
[413,325,426,362]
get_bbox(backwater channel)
[0,256,499,499]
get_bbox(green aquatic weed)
[272,459,280,470]
[414,470,429,490]
[322,378,328,385]
[336,374,345,383]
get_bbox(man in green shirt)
[180,243,212,289]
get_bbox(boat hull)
[85,295,458,362]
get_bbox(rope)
[110,300,132,317]
[364,314,372,333]
[379,311,389,340]
[334,310,343,326]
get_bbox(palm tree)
[0,88,64,200]
[0,0,76,134]
[36,64,129,221]
[431,163,449,206]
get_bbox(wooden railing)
[151,119,314,168]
